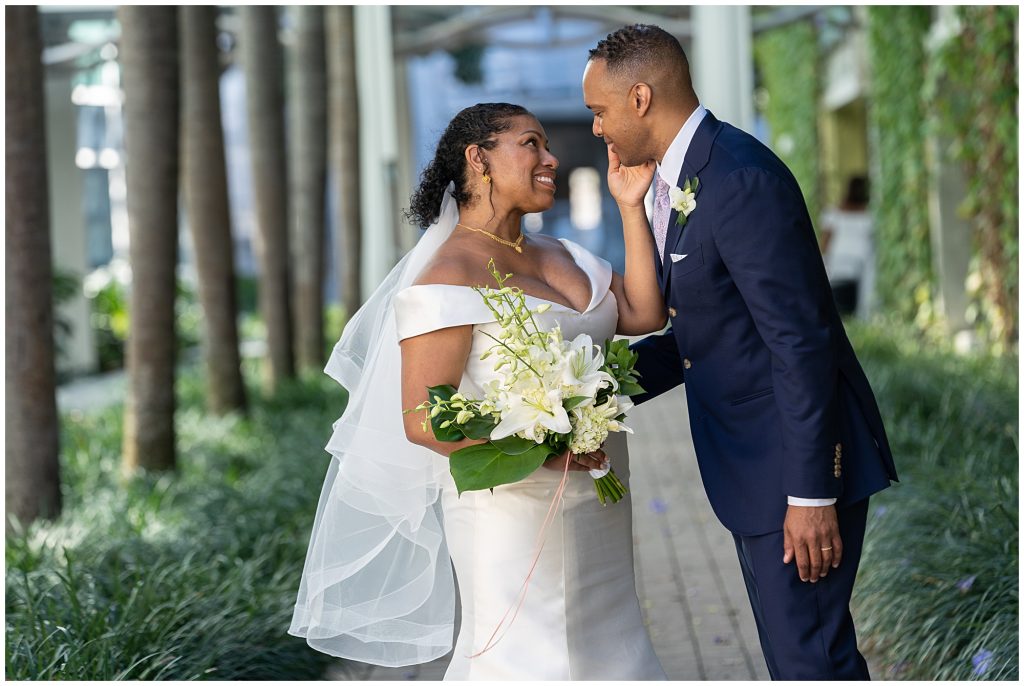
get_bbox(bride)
[290,103,669,680]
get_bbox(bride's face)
[478,115,559,214]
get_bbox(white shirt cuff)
[787,496,838,507]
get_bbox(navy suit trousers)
[732,499,871,680]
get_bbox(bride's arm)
[400,324,487,458]
[400,324,603,471]
[605,147,667,335]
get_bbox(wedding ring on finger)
[820,546,833,552]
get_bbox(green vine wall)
[866,6,934,325]
[754,21,821,225]
[927,6,1018,350]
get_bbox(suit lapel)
[659,111,723,291]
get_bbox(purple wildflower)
[649,498,669,514]
[887,660,909,677]
[972,648,994,676]
[956,575,977,593]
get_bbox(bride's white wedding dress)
[393,239,666,680]
[289,185,663,679]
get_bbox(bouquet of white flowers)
[410,260,644,504]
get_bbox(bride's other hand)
[606,144,655,209]
[543,448,607,472]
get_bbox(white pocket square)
[670,253,688,263]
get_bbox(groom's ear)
[631,83,653,118]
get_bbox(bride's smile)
[533,172,556,191]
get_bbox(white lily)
[598,394,634,434]
[561,333,616,401]
[490,383,571,443]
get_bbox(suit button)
[668,307,677,318]
[834,469,842,478]
[683,358,692,370]
[835,442,842,455]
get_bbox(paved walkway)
[329,386,771,680]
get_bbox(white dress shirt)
[654,105,835,509]
[656,104,707,189]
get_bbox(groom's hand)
[783,505,843,582]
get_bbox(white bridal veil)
[289,186,460,667]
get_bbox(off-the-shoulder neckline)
[402,238,610,315]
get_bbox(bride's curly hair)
[405,103,530,228]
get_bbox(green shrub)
[5,367,348,680]
[89,280,130,372]
[849,320,1018,680]
[52,269,81,376]
[866,6,934,326]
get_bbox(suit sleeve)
[628,328,685,405]
[712,167,840,499]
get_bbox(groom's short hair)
[589,24,691,91]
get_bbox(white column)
[691,6,755,133]
[46,70,98,375]
[393,58,419,254]
[354,5,400,296]
[925,9,973,345]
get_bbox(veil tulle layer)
[289,187,460,667]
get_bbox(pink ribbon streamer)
[468,454,573,659]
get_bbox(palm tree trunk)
[5,5,62,526]
[119,6,180,473]
[288,6,328,371]
[326,6,362,318]
[239,6,294,391]
[180,6,247,414]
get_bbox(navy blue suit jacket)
[631,111,898,536]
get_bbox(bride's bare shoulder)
[412,244,491,289]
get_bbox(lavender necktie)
[652,173,671,261]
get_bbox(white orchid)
[669,185,697,216]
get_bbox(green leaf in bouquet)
[490,435,538,455]
[426,384,464,442]
[601,338,645,397]
[618,380,646,397]
[459,415,497,441]
[449,443,555,495]
[427,384,459,401]
[562,395,590,411]
[432,414,465,442]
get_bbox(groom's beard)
[606,141,647,168]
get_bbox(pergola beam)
[393,5,692,56]
[752,6,826,33]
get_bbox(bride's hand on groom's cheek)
[605,145,656,209]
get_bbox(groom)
[583,25,898,679]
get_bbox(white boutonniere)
[669,176,699,227]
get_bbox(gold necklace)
[456,223,525,253]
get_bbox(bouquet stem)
[593,469,627,505]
